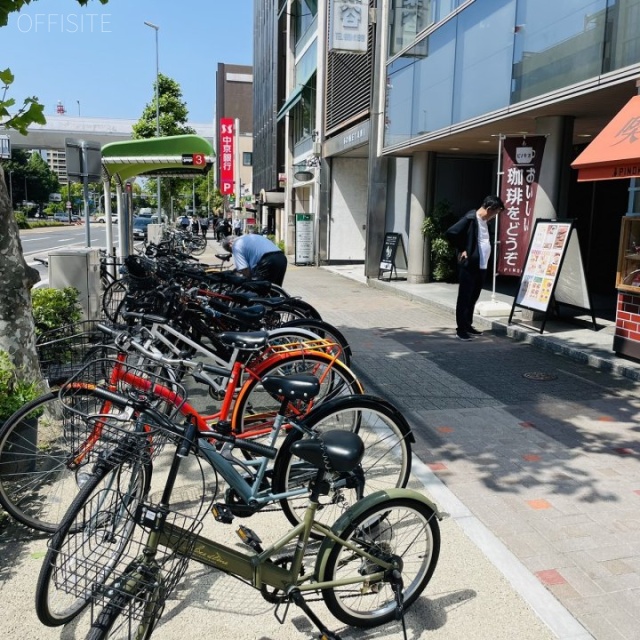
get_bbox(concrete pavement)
[2,236,639,639]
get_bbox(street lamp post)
[144,20,161,218]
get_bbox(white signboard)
[329,0,368,54]
[0,134,10,159]
[295,213,314,265]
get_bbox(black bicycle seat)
[290,431,364,473]
[261,375,320,401]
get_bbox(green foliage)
[31,287,82,336]
[0,349,40,419]
[422,200,458,282]
[132,73,195,139]
[14,210,27,228]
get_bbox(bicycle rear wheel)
[232,352,363,439]
[0,389,106,532]
[102,279,129,323]
[319,495,440,627]
[273,395,412,530]
[35,456,148,626]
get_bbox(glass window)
[607,0,640,72]
[292,0,318,46]
[291,78,316,146]
[452,0,515,123]
[512,0,608,103]
[388,0,465,56]
[242,152,253,166]
[385,19,456,145]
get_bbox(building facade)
[215,63,254,210]
[265,0,640,316]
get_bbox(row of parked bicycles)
[0,241,443,640]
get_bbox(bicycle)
[0,322,365,532]
[35,380,436,639]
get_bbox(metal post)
[8,170,12,209]
[144,21,161,217]
[234,117,241,211]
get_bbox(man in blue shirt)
[222,233,287,285]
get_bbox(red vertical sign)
[219,118,235,195]
[497,136,547,276]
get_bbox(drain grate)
[523,371,558,381]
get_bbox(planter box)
[0,416,37,476]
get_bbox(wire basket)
[36,320,109,386]
[52,485,203,626]
[58,357,187,468]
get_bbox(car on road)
[132,215,157,240]
[52,212,70,222]
[95,214,118,223]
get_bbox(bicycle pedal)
[237,525,263,552]
[211,503,234,524]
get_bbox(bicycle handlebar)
[96,321,231,377]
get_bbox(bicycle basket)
[36,320,109,386]
[90,504,203,626]
[58,357,187,466]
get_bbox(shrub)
[14,211,29,229]
[0,350,41,420]
[31,287,82,336]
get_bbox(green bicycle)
[35,396,441,639]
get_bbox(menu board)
[514,221,572,312]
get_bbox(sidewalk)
[278,259,640,640]
[2,240,638,640]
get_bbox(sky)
[1,0,254,124]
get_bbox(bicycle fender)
[314,488,442,578]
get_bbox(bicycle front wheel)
[273,395,412,530]
[35,457,148,626]
[86,571,163,640]
[319,496,440,628]
[0,389,102,532]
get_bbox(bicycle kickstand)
[288,589,342,640]
[389,569,408,640]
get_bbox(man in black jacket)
[445,195,505,341]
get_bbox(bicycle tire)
[231,352,363,438]
[263,299,322,327]
[102,279,129,323]
[0,389,102,532]
[319,495,440,627]
[35,456,149,626]
[188,236,207,257]
[273,395,413,530]
[85,569,163,640]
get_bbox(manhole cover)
[523,372,558,381]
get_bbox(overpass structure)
[5,114,214,150]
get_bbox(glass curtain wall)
[384,0,640,148]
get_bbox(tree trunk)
[0,165,41,379]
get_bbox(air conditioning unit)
[48,247,101,320]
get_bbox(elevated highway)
[5,114,214,150]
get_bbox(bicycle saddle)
[261,375,320,401]
[216,331,269,350]
[290,431,364,474]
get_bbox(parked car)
[132,216,157,240]
[52,212,72,223]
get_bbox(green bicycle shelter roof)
[101,134,214,182]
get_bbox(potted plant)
[422,200,458,282]
[0,350,42,475]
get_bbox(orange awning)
[571,95,640,182]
